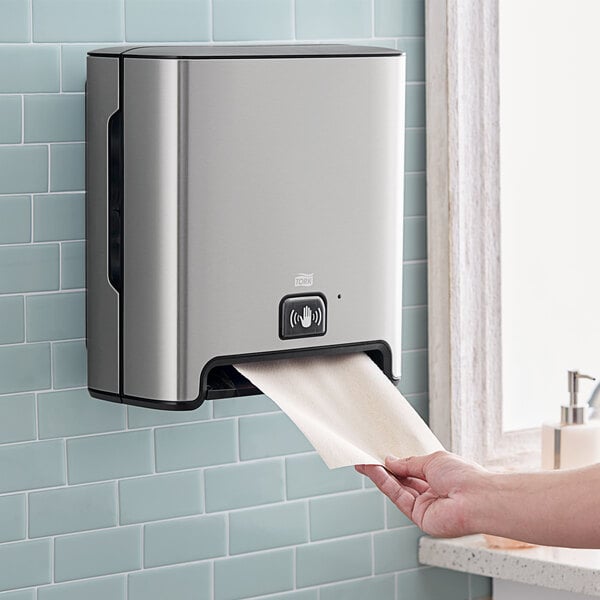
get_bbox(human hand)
[356,451,491,537]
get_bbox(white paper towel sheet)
[235,353,444,469]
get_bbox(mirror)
[499,0,600,431]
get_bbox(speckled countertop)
[419,535,600,596]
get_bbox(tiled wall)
[0,0,491,599]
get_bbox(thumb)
[385,453,436,479]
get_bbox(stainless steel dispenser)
[86,45,406,410]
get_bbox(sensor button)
[280,295,327,339]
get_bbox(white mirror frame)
[425,0,539,468]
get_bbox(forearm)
[471,465,600,548]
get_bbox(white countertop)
[419,535,600,596]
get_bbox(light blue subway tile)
[386,498,413,527]
[0,297,24,344]
[408,392,429,422]
[213,0,293,41]
[470,574,492,599]
[25,95,84,143]
[0,393,35,445]
[0,539,51,592]
[239,412,312,460]
[296,535,372,588]
[54,526,141,582]
[120,471,203,525]
[0,46,59,93]
[144,515,226,568]
[34,193,85,241]
[310,490,384,541]
[38,388,125,439]
[0,246,74,308]
[0,97,21,143]
[62,45,106,92]
[0,0,29,42]
[0,245,58,294]
[374,527,421,573]
[398,350,428,395]
[29,482,118,538]
[396,567,470,600]
[402,261,427,306]
[0,146,48,194]
[402,305,427,350]
[213,394,278,417]
[52,340,87,389]
[320,575,395,600]
[229,502,308,555]
[205,459,284,512]
[406,83,425,128]
[0,196,30,245]
[405,172,426,217]
[296,0,371,40]
[50,143,84,192]
[0,590,35,600]
[61,242,85,289]
[155,419,237,472]
[406,127,426,173]
[375,0,424,37]
[38,576,125,600]
[398,37,425,82]
[33,0,123,42]
[127,401,210,428]
[126,0,211,42]
[26,292,84,342]
[215,549,293,600]
[129,563,210,600]
[0,439,65,493]
[0,343,51,395]
[403,215,427,261]
[0,494,26,543]
[0,196,30,246]
[67,429,153,484]
[286,453,362,499]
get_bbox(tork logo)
[294,273,314,287]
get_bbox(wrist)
[464,470,506,536]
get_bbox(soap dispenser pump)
[542,370,600,469]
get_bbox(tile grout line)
[122,0,126,42]
[371,0,375,38]
[28,0,32,43]
[46,144,51,193]
[21,94,25,144]
[211,559,216,600]
[59,45,63,93]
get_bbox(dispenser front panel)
[181,56,405,396]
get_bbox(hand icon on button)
[300,306,312,328]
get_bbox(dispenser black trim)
[89,340,396,411]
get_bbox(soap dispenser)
[542,370,600,469]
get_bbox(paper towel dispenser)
[86,44,406,410]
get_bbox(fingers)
[385,452,444,480]
[399,476,430,494]
[356,465,416,520]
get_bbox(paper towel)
[235,353,443,469]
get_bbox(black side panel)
[107,110,123,292]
